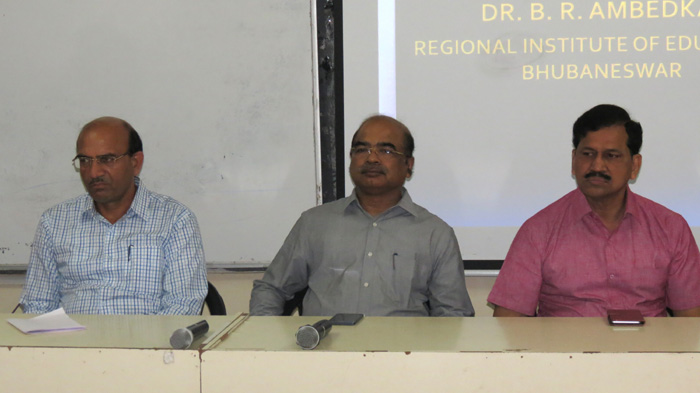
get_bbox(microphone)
[170,320,209,349]
[296,319,332,350]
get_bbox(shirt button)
[373,222,377,227]
[368,252,373,257]
[363,282,369,287]
[609,274,615,279]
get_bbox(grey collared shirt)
[250,189,474,316]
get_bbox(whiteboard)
[0,1,319,266]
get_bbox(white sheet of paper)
[7,308,86,334]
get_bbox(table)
[201,316,700,393]
[3,314,700,392]
[0,313,236,393]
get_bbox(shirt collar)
[80,176,148,221]
[570,188,593,220]
[344,188,419,217]
[622,186,641,218]
[128,177,149,220]
[573,185,638,221]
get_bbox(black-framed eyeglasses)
[350,146,406,159]
[72,153,130,171]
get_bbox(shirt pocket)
[631,251,669,294]
[390,254,417,307]
[125,242,164,295]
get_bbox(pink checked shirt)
[488,188,700,317]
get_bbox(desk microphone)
[296,319,332,350]
[170,320,209,349]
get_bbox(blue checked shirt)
[20,178,208,315]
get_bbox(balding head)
[351,115,414,158]
[78,116,142,155]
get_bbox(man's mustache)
[360,164,387,175]
[585,171,611,181]
[89,176,107,185]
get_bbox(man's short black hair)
[122,120,143,155]
[573,104,642,156]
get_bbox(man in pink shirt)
[488,104,700,317]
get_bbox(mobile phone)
[607,309,645,325]
[329,313,364,326]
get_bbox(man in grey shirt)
[250,115,474,316]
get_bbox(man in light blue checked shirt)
[19,117,208,314]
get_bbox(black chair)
[282,287,308,316]
[202,281,227,315]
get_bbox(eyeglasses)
[72,153,130,171]
[350,146,406,159]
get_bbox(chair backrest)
[202,281,227,316]
[282,287,308,316]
